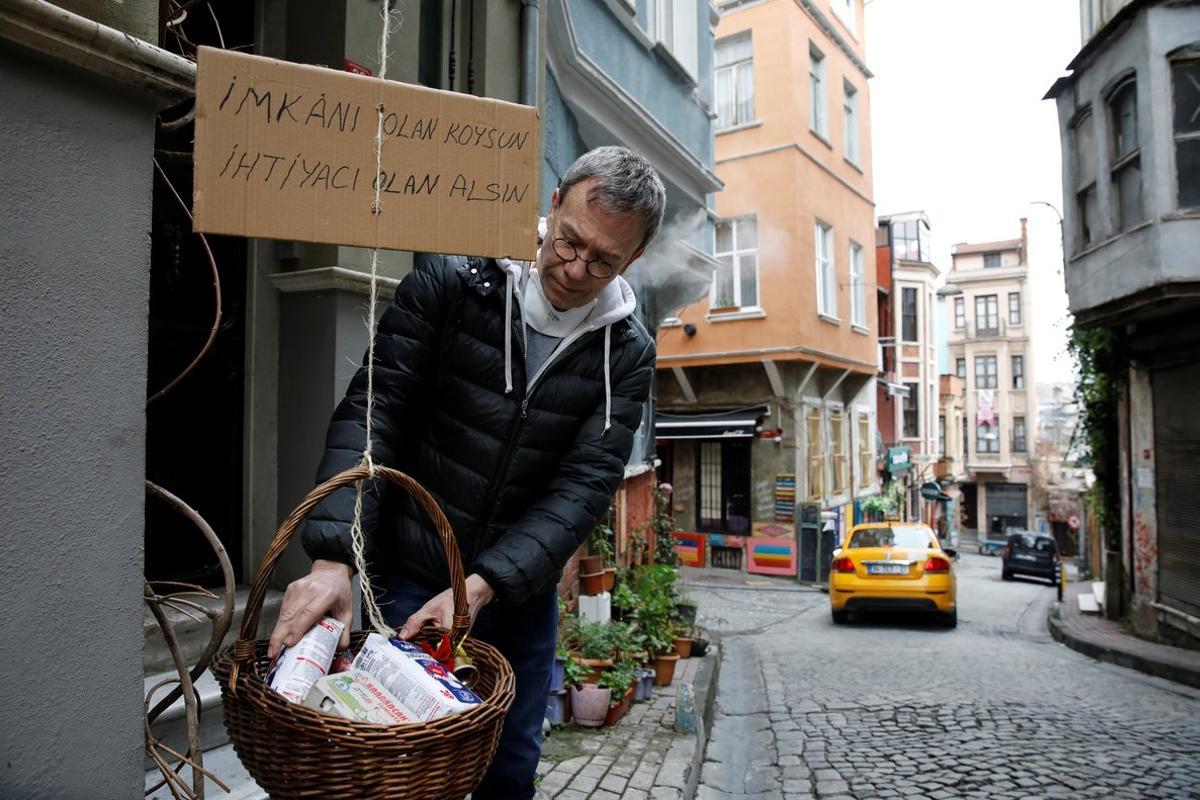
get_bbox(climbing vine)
[1067,325,1126,552]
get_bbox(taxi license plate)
[867,563,908,575]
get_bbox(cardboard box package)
[303,669,417,725]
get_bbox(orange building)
[655,0,878,577]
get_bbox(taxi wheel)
[942,608,958,629]
[831,608,849,625]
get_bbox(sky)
[864,0,1082,385]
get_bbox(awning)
[656,405,769,440]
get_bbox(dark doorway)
[144,4,256,586]
[985,482,1029,536]
[696,440,751,534]
[961,483,978,531]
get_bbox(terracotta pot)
[579,571,604,595]
[674,636,693,659]
[603,686,635,726]
[653,653,679,686]
[579,657,614,685]
[602,567,616,593]
[569,684,611,727]
[579,555,604,574]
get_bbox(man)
[268,146,664,798]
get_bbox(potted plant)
[590,520,617,591]
[563,656,608,728]
[630,563,682,686]
[673,624,694,659]
[574,620,615,682]
[611,579,639,622]
[599,661,638,726]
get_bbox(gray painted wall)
[1053,3,1200,319]
[0,45,153,798]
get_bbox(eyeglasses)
[550,237,617,279]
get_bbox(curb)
[1047,608,1200,690]
[683,633,721,800]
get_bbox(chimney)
[1020,217,1028,264]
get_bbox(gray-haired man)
[270,146,665,798]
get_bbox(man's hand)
[268,560,354,659]
[397,574,496,640]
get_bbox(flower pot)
[603,686,635,726]
[550,655,566,692]
[674,636,693,659]
[579,657,614,685]
[546,689,568,726]
[653,653,679,687]
[691,637,710,658]
[602,567,616,592]
[569,684,611,727]
[579,555,604,574]
[634,668,655,701]
[579,571,604,595]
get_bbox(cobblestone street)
[691,553,1200,800]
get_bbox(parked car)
[1001,532,1060,584]
[829,522,958,628]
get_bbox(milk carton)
[266,617,343,702]
[352,633,482,721]
[303,669,417,725]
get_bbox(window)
[1012,355,1025,390]
[975,294,999,333]
[954,297,965,329]
[697,440,751,534]
[902,382,919,438]
[715,35,754,130]
[713,217,759,309]
[830,409,847,495]
[901,287,918,342]
[810,46,827,138]
[1008,292,1022,325]
[850,242,866,327]
[1012,416,1027,453]
[1073,111,1101,247]
[843,82,860,164]
[939,414,947,457]
[806,407,824,500]
[983,252,1002,268]
[815,222,836,317]
[963,415,969,459]
[975,355,998,389]
[1108,79,1144,230]
[891,218,932,263]
[831,0,855,33]
[858,413,872,489]
[1171,59,1200,209]
[956,357,966,381]
[648,0,698,78]
[977,420,1000,454]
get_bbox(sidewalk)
[535,646,720,800]
[1049,581,1200,689]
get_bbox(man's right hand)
[268,559,353,659]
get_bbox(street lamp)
[1030,200,1065,277]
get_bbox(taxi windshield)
[847,526,932,549]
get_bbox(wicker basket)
[211,465,515,799]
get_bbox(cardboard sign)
[193,47,539,260]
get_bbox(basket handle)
[234,465,470,664]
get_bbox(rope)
[349,0,402,637]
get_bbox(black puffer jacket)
[300,253,655,605]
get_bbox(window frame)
[954,296,965,329]
[829,407,847,495]
[1170,56,1200,210]
[1012,416,1027,453]
[977,420,1000,454]
[901,286,919,343]
[843,80,860,164]
[902,381,920,439]
[1107,77,1144,232]
[830,0,856,34]
[1008,291,1022,326]
[1012,354,1025,390]
[712,215,760,310]
[975,355,998,390]
[983,252,1001,268]
[815,221,836,318]
[857,412,872,489]
[849,241,866,328]
[806,406,825,500]
[809,44,828,139]
[1072,109,1101,248]
[715,33,755,131]
[975,294,999,333]
[956,357,967,381]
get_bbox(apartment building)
[1046,0,1200,644]
[874,212,942,521]
[942,222,1039,539]
[656,0,877,578]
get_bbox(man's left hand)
[397,573,496,640]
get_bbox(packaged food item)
[266,616,344,702]
[353,633,482,721]
[303,669,417,725]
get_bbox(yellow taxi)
[829,521,957,628]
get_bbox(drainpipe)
[520,0,539,107]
